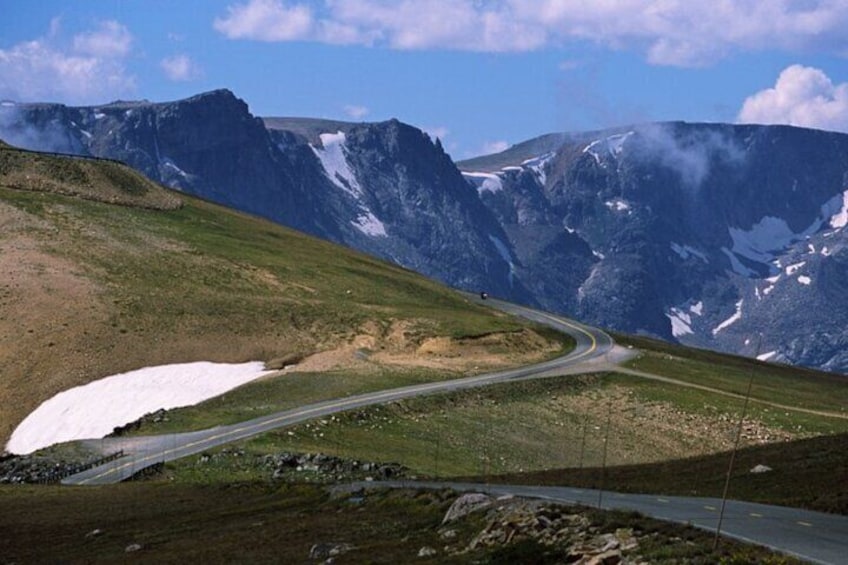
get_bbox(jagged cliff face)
[0,90,523,301]
[460,122,848,372]
[3,91,848,372]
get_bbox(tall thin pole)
[578,414,588,469]
[597,398,613,509]
[714,336,759,550]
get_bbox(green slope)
[0,146,561,446]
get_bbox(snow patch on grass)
[6,361,274,455]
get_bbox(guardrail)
[39,450,125,484]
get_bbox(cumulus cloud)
[160,54,202,81]
[737,65,848,133]
[0,20,136,103]
[343,104,369,119]
[212,0,848,66]
[213,0,314,41]
[72,20,133,57]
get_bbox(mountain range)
[2,89,847,373]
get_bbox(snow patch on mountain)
[798,275,812,285]
[605,199,631,212]
[760,274,780,297]
[352,209,387,237]
[161,157,188,178]
[583,131,634,165]
[666,307,693,337]
[825,189,848,229]
[785,261,806,275]
[666,299,704,337]
[311,131,363,198]
[464,171,504,194]
[712,299,743,335]
[521,152,555,185]
[729,216,805,265]
[757,351,777,361]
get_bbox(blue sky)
[2,0,848,158]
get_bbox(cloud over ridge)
[212,0,848,66]
[0,19,136,103]
[738,65,848,133]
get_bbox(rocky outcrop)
[438,493,644,563]
[192,448,408,483]
[0,92,523,301]
[461,122,848,372]
[6,90,848,372]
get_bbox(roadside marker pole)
[597,398,612,509]
[714,336,759,550]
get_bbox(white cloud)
[72,20,133,57]
[481,140,509,155]
[424,126,449,141]
[212,0,848,66]
[213,0,314,41]
[738,65,848,133]
[0,20,135,103]
[343,104,369,119]
[160,54,202,82]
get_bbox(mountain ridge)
[3,90,848,373]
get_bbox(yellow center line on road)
[750,512,763,518]
[797,521,813,527]
[657,498,669,503]
[704,505,716,511]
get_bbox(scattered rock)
[125,543,142,553]
[0,451,124,485]
[84,528,104,539]
[264,452,407,483]
[308,542,354,560]
[417,546,437,557]
[750,464,773,474]
[442,492,493,523]
[439,529,458,540]
[449,497,640,562]
[109,408,169,436]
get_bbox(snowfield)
[6,361,274,455]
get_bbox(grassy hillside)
[150,344,848,514]
[0,146,563,447]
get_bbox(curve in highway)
[344,480,848,565]
[64,296,613,485]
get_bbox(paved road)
[342,480,848,565]
[64,295,614,485]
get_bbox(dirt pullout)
[284,320,563,375]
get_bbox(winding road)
[60,295,848,562]
[63,295,614,486]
